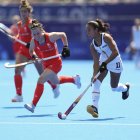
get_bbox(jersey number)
[116,62,120,68]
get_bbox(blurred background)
[0,0,140,60]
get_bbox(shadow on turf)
[16,114,56,118]
[3,105,56,109]
[16,113,76,118]
[71,117,125,121]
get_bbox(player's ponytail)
[29,19,44,32]
[88,19,110,33]
[96,19,110,32]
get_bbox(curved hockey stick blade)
[4,54,61,68]
[4,61,35,68]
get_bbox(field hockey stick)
[0,23,27,46]
[4,54,61,68]
[58,72,100,120]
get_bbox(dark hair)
[29,19,44,32]
[87,19,110,33]
[19,0,33,13]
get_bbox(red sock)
[59,76,74,84]
[47,80,56,89]
[14,74,22,95]
[32,83,44,106]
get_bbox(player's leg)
[12,53,28,102]
[48,64,81,98]
[58,75,81,89]
[47,75,81,98]
[110,71,130,100]
[47,59,81,88]
[24,68,59,112]
[33,61,44,75]
[33,60,59,90]
[13,43,26,77]
[46,69,61,98]
[44,62,81,98]
[87,70,108,118]
[134,49,140,68]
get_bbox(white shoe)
[11,95,23,102]
[74,75,81,89]
[24,103,35,113]
[52,85,60,98]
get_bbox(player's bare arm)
[48,32,68,46]
[49,32,70,58]
[90,43,100,77]
[104,33,119,64]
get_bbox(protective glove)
[31,54,38,60]
[61,45,70,58]
[99,62,107,72]
[26,42,30,48]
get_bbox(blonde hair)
[19,0,33,13]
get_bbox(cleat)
[122,83,130,100]
[52,85,60,98]
[87,105,98,118]
[11,95,23,102]
[24,103,35,113]
[74,75,81,89]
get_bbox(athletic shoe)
[122,83,130,100]
[11,95,23,102]
[52,85,60,98]
[73,75,81,89]
[24,103,35,113]
[87,105,98,118]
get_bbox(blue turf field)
[0,60,139,140]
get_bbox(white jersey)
[92,33,123,73]
[132,26,140,49]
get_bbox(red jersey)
[34,33,62,73]
[17,18,32,58]
[17,18,32,42]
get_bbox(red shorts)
[43,59,62,74]
[18,45,32,59]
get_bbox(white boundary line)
[0,122,140,126]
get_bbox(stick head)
[4,62,10,68]
[58,112,67,120]
[0,23,11,34]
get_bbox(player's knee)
[92,79,101,93]
[15,68,22,74]
[37,76,45,84]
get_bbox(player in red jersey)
[24,19,81,113]
[11,0,43,102]
[10,15,26,77]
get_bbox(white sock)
[92,79,101,109]
[112,83,127,92]
[92,92,100,109]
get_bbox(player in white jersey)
[86,19,130,118]
[131,18,140,68]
